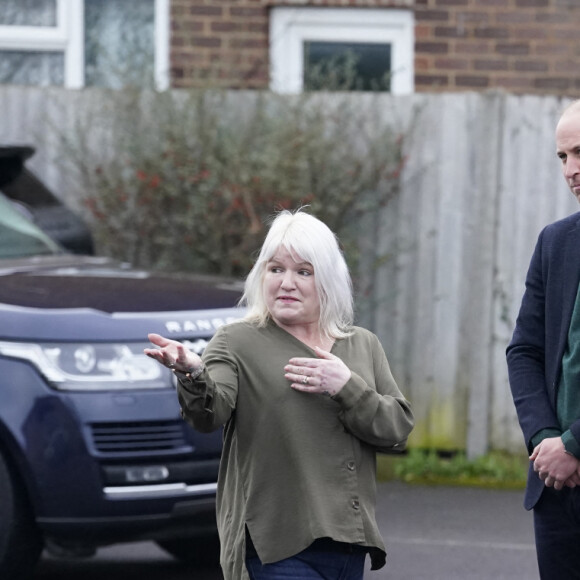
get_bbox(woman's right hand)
[144,333,203,372]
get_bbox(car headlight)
[0,341,166,391]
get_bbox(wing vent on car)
[90,421,190,454]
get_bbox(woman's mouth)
[278,296,298,302]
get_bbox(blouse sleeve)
[333,332,414,452]
[177,326,239,433]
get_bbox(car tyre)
[157,534,220,566]
[0,451,42,580]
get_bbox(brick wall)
[170,0,580,97]
[170,0,270,88]
[415,0,580,96]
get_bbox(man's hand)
[564,469,580,488]
[531,437,579,490]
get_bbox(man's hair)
[239,209,354,339]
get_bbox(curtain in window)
[85,0,155,88]
[0,0,61,85]
[0,0,57,26]
[0,51,63,86]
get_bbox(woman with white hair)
[145,209,414,580]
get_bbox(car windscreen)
[0,192,62,258]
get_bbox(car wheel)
[157,534,220,566]
[0,451,42,580]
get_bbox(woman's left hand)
[284,347,351,397]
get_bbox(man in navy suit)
[507,100,580,580]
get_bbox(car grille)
[90,420,190,454]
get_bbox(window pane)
[0,193,60,258]
[0,51,64,86]
[304,41,391,92]
[85,0,155,89]
[0,0,57,27]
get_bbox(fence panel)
[0,86,577,455]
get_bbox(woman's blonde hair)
[239,209,354,339]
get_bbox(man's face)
[556,108,580,203]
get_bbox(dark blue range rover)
[0,147,243,579]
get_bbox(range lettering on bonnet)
[164,317,239,335]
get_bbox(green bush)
[391,448,528,489]
[59,88,406,277]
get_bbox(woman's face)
[264,245,320,331]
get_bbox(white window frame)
[154,0,170,90]
[0,0,169,90]
[269,7,414,95]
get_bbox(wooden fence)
[0,86,577,457]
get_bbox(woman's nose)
[280,271,295,288]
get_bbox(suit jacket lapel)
[557,218,580,375]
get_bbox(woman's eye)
[299,269,312,276]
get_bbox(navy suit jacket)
[507,211,580,509]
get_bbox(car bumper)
[1,362,222,546]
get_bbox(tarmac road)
[375,481,537,580]
[35,481,538,580]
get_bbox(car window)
[0,192,62,258]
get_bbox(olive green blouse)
[177,319,414,580]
